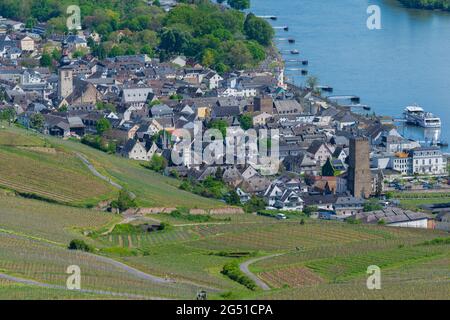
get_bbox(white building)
[410,147,447,175]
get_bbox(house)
[211,105,240,120]
[121,138,158,161]
[410,147,447,176]
[122,87,153,108]
[274,100,303,115]
[264,184,284,206]
[236,187,250,204]
[334,196,365,216]
[307,141,333,166]
[65,35,88,50]
[253,112,273,126]
[171,56,187,67]
[204,71,223,90]
[351,208,431,229]
[274,189,304,211]
[301,193,337,211]
[283,153,318,175]
[19,36,35,51]
[151,104,174,118]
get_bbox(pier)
[273,26,289,31]
[276,38,296,43]
[285,59,308,65]
[257,15,277,20]
[328,95,361,103]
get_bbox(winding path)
[75,152,136,199]
[239,254,285,291]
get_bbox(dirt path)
[75,152,136,199]
[240,254,285,291]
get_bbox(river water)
[250,0,450,151]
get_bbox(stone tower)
[58,66,73,99]
[58,38,73,100]
[348,137,372,198]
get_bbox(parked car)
[276,213,287,220]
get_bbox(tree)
[364,200,383,212]
[148,154,167,173]
[0,108,15,126]
[208,119,228,138]
[111,189,136,212]
[68,239,94,252]
[244,13,274,46]
[239,114,253,130]
[303,205,318,216]
[40,52,52,67]
[227,0,250,10]
[225,190,241,205]
[243,196,266,213]
[159,27,192,54]
[96,118,111,135]
[30,113,45,131]
[322,158,336,177]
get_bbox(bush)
[68,239,94,252]
[221,261,257,291]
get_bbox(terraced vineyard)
[0,194,117,244]
[0,142,115,206]
[102,228,195,248]
[189,221,390,251]
[0,232,200,299]
[259,266,324,288]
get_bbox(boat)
[404,105,441,128]
[288,38,295,43]
[290,49,300,55]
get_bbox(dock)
[273,26,289,31]
[328,95,361,103]
[276,38,295,43]
[257,15,277,20]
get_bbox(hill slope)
[0,125,224,209]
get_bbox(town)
[0,5,449,232]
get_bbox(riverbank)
[398,0,450,12]
[249,0,450,151]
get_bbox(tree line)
[0,0,273,72]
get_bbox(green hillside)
[0,125,224,209]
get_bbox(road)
[239,254,284,291]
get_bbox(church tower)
[58,39,73,100]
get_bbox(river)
[250,0,450,151]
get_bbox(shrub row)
[221,261,257,291]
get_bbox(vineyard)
[0,194,117,244]
[0,137,115,206]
